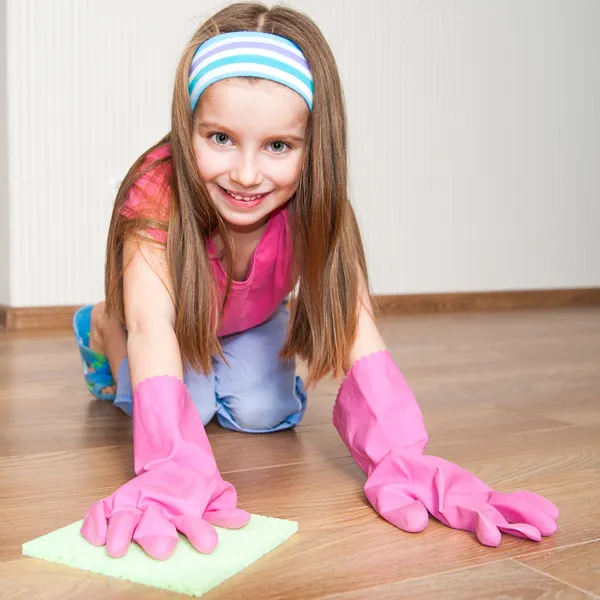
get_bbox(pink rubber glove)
[81,376,250,559]
[332,351,559,546]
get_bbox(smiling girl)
[73,1,558,561]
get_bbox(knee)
[227,394,288,431]
[219,377,305,432]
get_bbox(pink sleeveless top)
[120,145,295,337]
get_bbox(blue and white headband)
[188,31,314,112]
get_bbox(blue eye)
[269,141,289,153]
[211,133,231,145]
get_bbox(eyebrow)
[197,121,305,142]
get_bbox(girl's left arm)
[334,277,559,547]
[344,285,387,372]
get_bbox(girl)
[73,2,559,560]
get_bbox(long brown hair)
[105,2,371,387]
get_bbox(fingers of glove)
[489,491,558,537]
[132,505,179,561]
[81,501,108,547]
[381,500,429,533]
[441,504,502,547]
[204,507,251,530]
[445,503,543,545]
[510,490,560,521]
[204,480,240,513]
[473,508,503,547]
[172,515,219,554]
[106,510,142,558]
[497,522,542,542]
[364,482,429,533]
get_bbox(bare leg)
[88,301,127,395]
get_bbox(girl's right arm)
[122,233,183,385]
[82,231,251,560]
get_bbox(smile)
[221,186,269,202]
[217,185,271,208]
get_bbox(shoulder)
[121,143,173,221]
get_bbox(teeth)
[225,189,263,202]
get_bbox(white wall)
[0,0,9,305]
[4,0,600,306]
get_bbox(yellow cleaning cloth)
[22,514,298,596]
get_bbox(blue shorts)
[113,300,307,433]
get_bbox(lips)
[220,186,268,202]
[217,185,272,209]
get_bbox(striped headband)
[188,31,314,112]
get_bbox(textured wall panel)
[0,0,9,304]
[295,0,600,294]
[6,0,600,306]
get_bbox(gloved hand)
[332,351,559,546]
[81,375,250,559]
[364,451,558,546]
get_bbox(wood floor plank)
[1,307,599,599]
[0,344,581,458]
[323,559,596,600]
[3,444,599,596]
[517,541,600,598]
[0,558,183,600]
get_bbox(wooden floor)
[1,307,599,599]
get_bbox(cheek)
[193,142,225,181]
[271,157,302,190]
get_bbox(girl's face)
[192,78,310,235]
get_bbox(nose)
[230,152,264,188]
